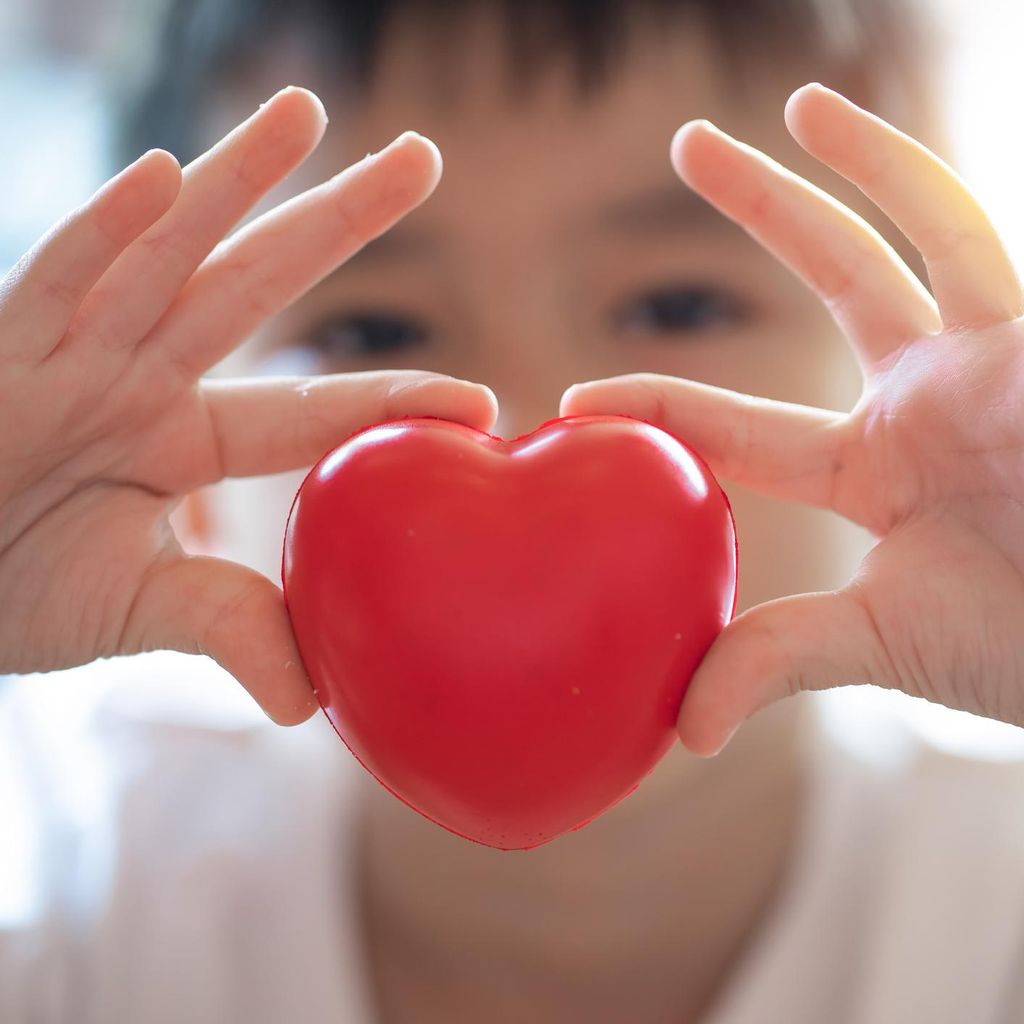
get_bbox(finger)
[676,586,891,757]
[144,131,442,376]
[199,370,498,479]
[560,372,850,511]
[0,150,181,362]
[784,82,1024,331]
[74,86,328,357]
[669,119,942,372]
[123,554,319,726]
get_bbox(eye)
[614,284,748,337]
[304,311,431,359]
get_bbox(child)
[3,0,1024,1021]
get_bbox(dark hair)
[111,0,944,168]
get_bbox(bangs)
[112,0,942,164]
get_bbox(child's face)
[208,8,891,609]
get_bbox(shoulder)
[0,654,365,1022]
[817,692,1024,854]
[812,694,1024,1021]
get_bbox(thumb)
[678,585,890,756]
[122,554,318,726]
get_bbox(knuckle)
[381,371,447,410]
[136,228,192,277]
[331,194,368,249]
[39,274,87,310]
[202,575,267,652]
[633,374,670,422]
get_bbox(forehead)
[208,8,855,236]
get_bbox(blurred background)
[3,0,1024,922]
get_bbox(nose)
[488,379,575,440]
[492,403,548,440]
[459,272,591,439]
[477,329,582,440]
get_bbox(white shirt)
[3,656,1024,1023]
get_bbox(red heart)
[282,414,737,850]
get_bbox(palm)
[855,511,1024,720]
[1,350,211,665]
[839,325,1024,720]
[845,326,1024,535]
[563,83,1024,755]
[0,88,495,724]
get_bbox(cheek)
[205,340,324,578]
[644,302,860,412]
[725,484,873,611]
[705,309,867,607]
[747,307,861,410]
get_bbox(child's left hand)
[560,82,1024,757]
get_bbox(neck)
[353,698,815,1023]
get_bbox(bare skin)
[182,11,963,1021]
[5,3,1022,1021]
[178,17,867,1018]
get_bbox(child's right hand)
[0,86,496,724]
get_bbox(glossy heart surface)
[282,414,737,850]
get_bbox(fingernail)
[368,130,428,160]
[119,148,174,179]
[446,374,493,391]
[558,383,588,415]
[679,118,726,139]
[471,382,499,411]
[712,722,741,756]
[258,88,285,111]
[801,82,850,107]
[466,379,497,397]
[343,133,422,179]
[684,724,737,759]
[253,85,328,132]
[295,86,328,124]
[136,147,167,165]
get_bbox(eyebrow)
[343,182,735,269]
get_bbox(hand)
[0,86,496,725]
[560,82,1024,756]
